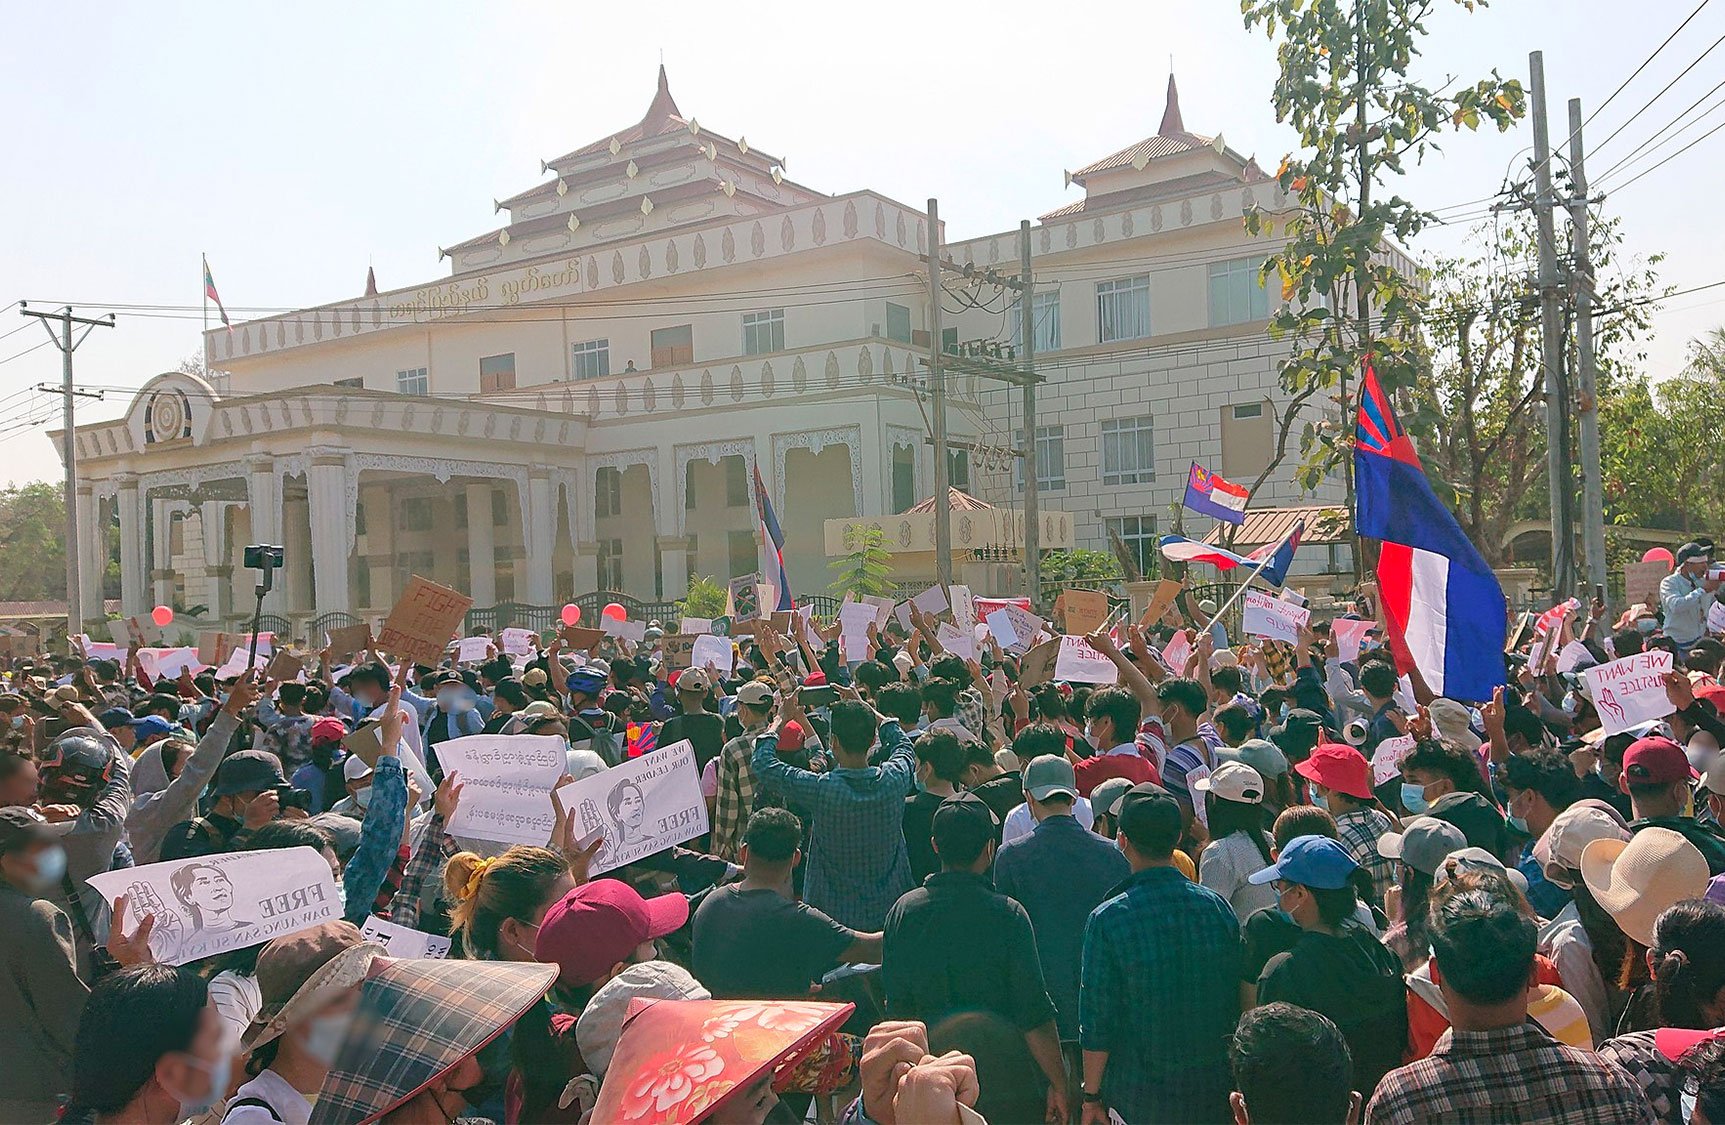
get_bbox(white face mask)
[301,1010,353,1066]
[169,1053,231,1116]
[351,786,371,810]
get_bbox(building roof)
[1070,75,1219,183]
[905,487,995,513]
[1203,506,1351,548]
[0,599,121,621]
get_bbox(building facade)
[62,69,1361,635]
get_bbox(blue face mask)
[31,845,67,892]
[1310,790,1329,812]
[1401,782,1430,815]
[1507,814,1529,834]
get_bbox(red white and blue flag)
[1183,462,1250,525]
[1355,363,1506,701]
[202,254,230,328]
[1159,521,1303,588]
[753,464,794,612]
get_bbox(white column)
[466,482,497,607]
[115,474,145,617]
[282,495,313,613]
[305,448,352,616]
[151,499,175,608]
[246,454,281,548]
[524,472,556,604]
[197,503,231,620]
[573,546,599,593]
[76,484,104,627]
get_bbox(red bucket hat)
[1294,742,1374,801]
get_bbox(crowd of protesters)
[0,539,1723,1123]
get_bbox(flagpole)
[201,252,209,374]
[1204,523,1301,633]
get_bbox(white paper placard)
[136,647,205,681]
[1332,618,1373,664]
[893,602,914,633]
[680,617,713,635]
[1584,650,1677,736]
[838,603,875,659]
[949,585,976,629]
[601,616,647,644]
[912,584,950,616]
[1709,600,1725,635]
[360,915,451,959]
[557,740,708,875]
[88,846,339,966]
[1242,589,1309,644]
[500,627,537,656]
[1556,641,1595,674]
[214,646,265,680]
[1161,630,1194,675]
[691,634,734,676]
[1053,635,1119,684]
[435,734,569,846]
[1371,734,1417,787]
[935,621,976,662]
[1188,764,1212,828]
[456,637,492,663]
[862,595,896,626]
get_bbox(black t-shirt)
[1258,923,1408,1095]
[1241,906,1301,983]
[661,712,727,771]
[903,791,945,886]
[969,773,1024,840]
[691,885,858,999]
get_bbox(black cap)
[1116,783,1181,853]
[427,670,464,688]
[213,749,286,797]
[0,807,55,855]
[1269,708,1323,755]
[931,792,998,856]
[1677,542,1712,566]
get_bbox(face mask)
[31,845,67,892]
[170,1052,231,1116]
[352,786,371,810]
[1562,693,1581,717]
[1401,782,1430,815]
[302,1011,353,1066]
[1278,703,1291,722]
[1637,618,1658,634]
[1310,791,1329,812]
[508,920,541,960]
[8,715,23,730]
[1507,814,1529,834]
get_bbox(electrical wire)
[1590,26,1725,157]
[1594,73,1725,182]
[1602,113,1725,192]
[1595,86,1725,188]
[0,338,53,368]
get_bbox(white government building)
[63,68,1366,638]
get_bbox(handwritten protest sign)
[215,646,265,680]
[730,574,763,623]
[1063,589,1110,636]
[912,584,950,617]
[1140,579,1184,628]
[935,621,976,662]
[500,627,537,656]
[360,915,451,959]
[1624,561,1669,608]
[558,740,707,876]
[1583,650,1676,736]
[266,650,305,683]
[377,576,473,667]
[456,637,492,663]
[89,846,338,966]
[1161,629,1194,675]
[1053,635,1120,684]
[986,605,1046,651]
[1372,734,1417,787]
[663,635,697,671]
[1242,589,1309,644]
[948,585,976,630]
[1556,641,1596,675]
[691,634,734,676]
[136,648,204,681]
[325,623,373,660]
[1017,637,1062,687]
[436,734,569,846]
[1332,618,1374,664]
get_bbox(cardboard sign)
[663,635,698,671]
[359,915,451,959]
[456,637,492,663]
[196,631,232,667]
[1140,580,1184,628]
[266,650,305,683]
[88,846,339,966]
[557,739,708,876]
[1053,635,1120,684]
[377,576,473,667]
[1332,618,1374,665]
[948,585,976,630]
[935,621,976,662]
[1624,560,1670,608]
[912,584,950,617]
[601,616,647,644]
[325,623,373,660]
[437,734,570,846]
[691,634,734,677]
[107,620,132,647]
[1371,734,1417,787]
[1062,589,1110,636]
[679,618,712,636]
[500,627,537,656]
[1018,637,1062,687]
[1583,650,1676,736]
[730,574,763,623]
[1242,589,1309,644]
[560,626,605,652]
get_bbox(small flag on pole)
[1159,520,1303,588]
[203,255,230,329]
[753,464,794,612]
[1183,462,1249,525]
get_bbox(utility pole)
[1567,97,1608,609]
[1018,220,1041,606]
[20,303,115,639]
[927,198,953,587]
[1528,52,1574,598]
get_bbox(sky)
[3,0,1722,487]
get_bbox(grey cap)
[1219,738,1290,780]
[1377,816,1468,875]
[1024,754,1079,802]
[1090,776,1134,819]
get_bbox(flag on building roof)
[1183,461,1249,525]
[1355,362,1506,701]
[1159,520,1302,587]
[753,464,794,612]
[202,254,230,328]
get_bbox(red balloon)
[1641,547,1675,566]
[602,602,627,622]
[150,605,174,628]
[560,603,581,627]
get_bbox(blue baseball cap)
[128,715,173,740]
[97,707,135,730]
[1247,835,1359,891]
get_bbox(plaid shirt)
[712,721,769,861]
[1335,806,1396,910]
[1365,1022,1655,1125]
[751,720,916,931]
[1080,866,1241,1124]
[391,810,460,928]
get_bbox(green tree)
[1240,0,1525,510]
[677,575,730,620]
[1605,329,1725,532]
[0,482,68,601]
[828,524,895,600]
[1039,548,1122,605]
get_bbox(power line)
[1604,112,1725,192]
[1594,81,1725,185]
[1585,0,1713,129]
[1590,26,1725,156]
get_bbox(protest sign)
[912,584,950,617]
[1624,561,1669,608]
[325,623,373,660]
[1710,600,1725,635]
[1062,589,1110,636]
[456,637,492,663]
[893,602,914,633]
[359,915,451,959]
[1161,629,1194,675]
[214,645,265,680]
[1583,650,1676,736]
[196,631,232,667]
[559,626,605,652]
[601,616,647,644]
[935,621,976,662]
[838,602,876,660]
[436,734,569,846]
[1556,641,1596,675]
[136,648,204,681]
[1332,618,1374,665]
[863,594,897,626]
[663,635,697,671]
[1242,589,1309,644]
[1371,734,1417,787]
[125,615,164,647]
[680,617,712,635]
[500,627,537,656]
[266,650,305,683]
[377,576,473,666]
[89,846,339,967]
[107,620,132,647]
[1140,579,1184,628]
[948,585,976,630]
[691,634,734,676]
[1018,638,1061,688]
[986,605,1046,651]
[730,574,763,623]
[1053,635,1119,684]
[558,740,707,876]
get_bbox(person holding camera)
[160,715,311,861]
[127,675,257,864]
